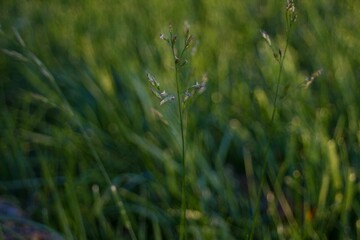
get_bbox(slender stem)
[170,35,187,240]
[178,70,187,240]
[248,27,291,240]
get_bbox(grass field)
[1,1,360,239]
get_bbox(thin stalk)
[171,42,187,240]
[248,28,291,240]
[178,69,187,240]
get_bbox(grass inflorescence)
[147,23,206,240]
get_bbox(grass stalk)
[170,32,187,240]
[148,25,198,239]
[177,67,187,240]
[248,2,296,238]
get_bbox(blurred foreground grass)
[1,1,360,239]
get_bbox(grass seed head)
[286,0,297,25]
[304,68,323,88]
[260,30,272,47]
[184,21,190,36]
[147,73,160,90]
[160,95,175,105]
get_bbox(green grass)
[1,0,360,239]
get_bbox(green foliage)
[1,0,360,239]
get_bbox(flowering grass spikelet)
[304,68,323,88]
[147,72,175,105]
[260,30,272,47]
[147,73,160,90]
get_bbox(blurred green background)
[1,0,360,239]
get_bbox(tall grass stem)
[248,27,292,240]
[172,43,187,240]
